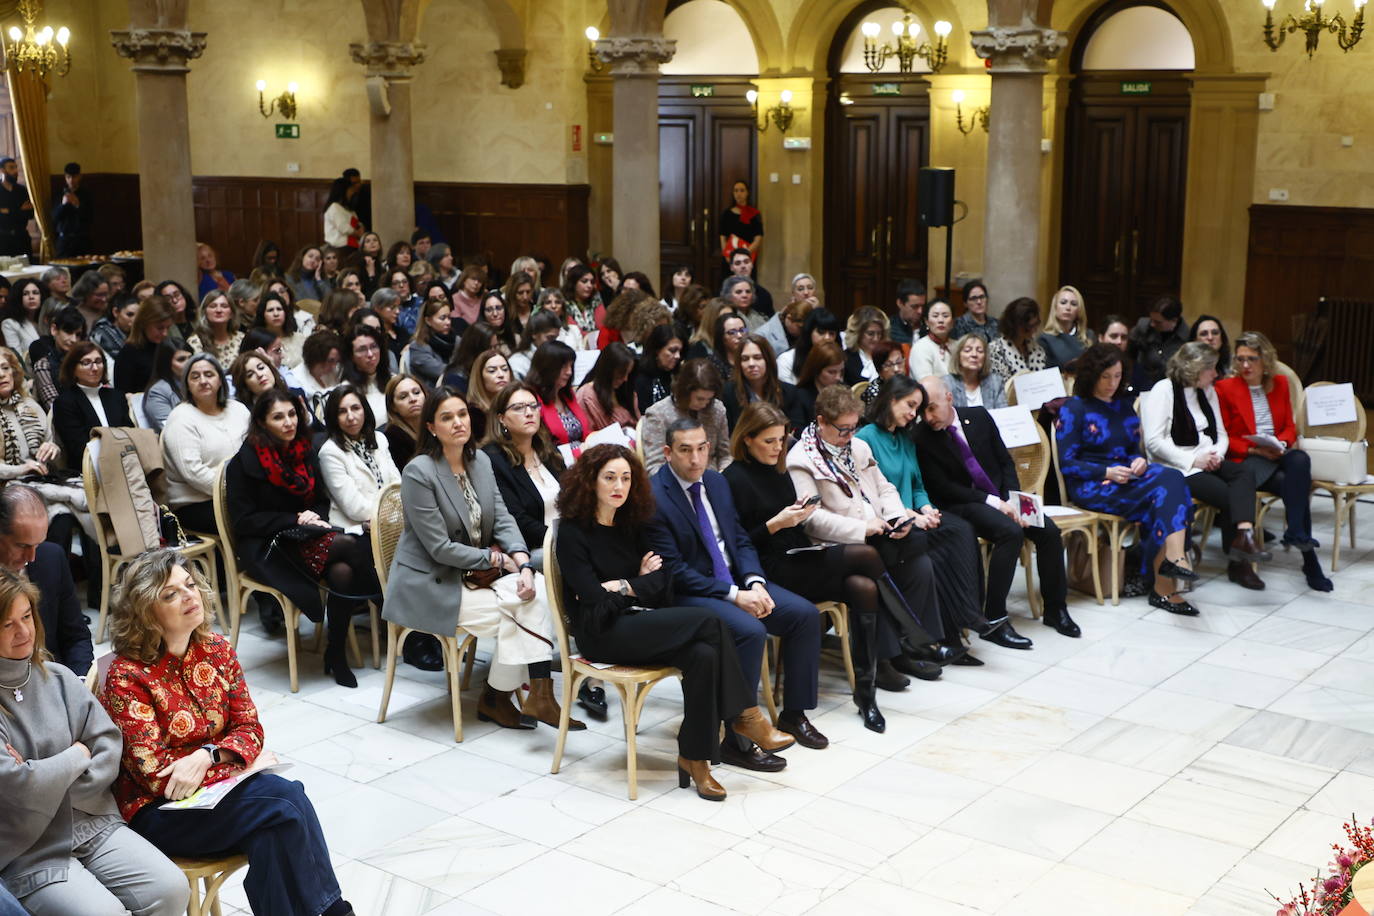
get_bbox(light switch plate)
[286,162,300,172]
[1268,188,1289,201]
[769,172,779,183]
[791,174,801,184]
[1258,92,1276,110]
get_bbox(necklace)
[0,661,31,703]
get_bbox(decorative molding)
[592,36,675,76]
[109,28,206,73]
[494,48,527,89]
[348,40,426,80]
[969,25,1067,73]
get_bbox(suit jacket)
[1215,374,1296,462]
[647,465,765,601]
[482,443,561,550]
[384,450,526,634]
[26,542,92,676]
[911,406,1019,506]
[52,385,132,465]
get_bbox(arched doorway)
[824,2,932,319]
[1060,0,1196,318]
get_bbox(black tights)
[321,534,379,648]
[777,544,898,676]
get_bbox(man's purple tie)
[688,481,733,584]
[947,425,999,496]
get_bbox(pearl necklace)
[0,661,31,703]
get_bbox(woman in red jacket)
[1214,330,1331,591]
[525,339,591,453]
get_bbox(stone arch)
[477,0,526,49]
[786,0,969,74]
[1050,0,1233,73]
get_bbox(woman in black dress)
[717,180,763,272]
[555,444,752,801]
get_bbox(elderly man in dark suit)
[0,485,92,674]
[648,417,826,763]
[913,377,1080,638]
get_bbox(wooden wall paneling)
[48,172,143,259]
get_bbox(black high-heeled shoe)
[1148,590,1199,616]
[323,646,357,688]
[1158,558,1199,582]
[1302,551,1334,592]
[854,691,886,733]
[576,681,608,720]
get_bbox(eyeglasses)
[505,402,540,415]
[354,344,380,355]
[830,423,858,436]
[77,358,104,369]
[1233,355,1261,364]
[966,294,988,302]
[724,327,748,338]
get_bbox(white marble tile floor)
[98,497,1374,914]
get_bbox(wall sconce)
[585,26,604,72]
[746,89,794,133]
[861,15,952,73]
[1261,0,1364,56]
[952,90,988,135]
[256,80,298,120]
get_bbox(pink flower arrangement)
[1271,815,1374,916]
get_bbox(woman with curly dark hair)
[987,296,1048,381]
[554,443,752,801]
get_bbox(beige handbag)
[1298,437,1368,485]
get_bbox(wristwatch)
[200,744,221,765]
[617,579,630,596]
[519,562,537,573]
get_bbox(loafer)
[776,712,829,749]
[719,740,787,772]
[890,654,943,681]
[908,643,966,665]
[402,633,445,672]
[854,693,886,733]
[950,653,985,666]
[1042,607,1082,638]
[1227,530,1273,563]
[1148,590,1199,616]
[979,621,1034,650]
[576,682,609,720]
[876,658,910,691]
[1158,558,1199,582]
[1226,561,1265,591]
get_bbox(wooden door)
[1060,75,1189,319]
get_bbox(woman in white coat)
[317,383,401,533]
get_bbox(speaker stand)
[943,223,953,307]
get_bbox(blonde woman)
[186,289,243,368]
[1040,285,1092,368]
[943,334,1007,409]
[842,305,890,384]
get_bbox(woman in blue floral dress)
[1056,343,1200,615]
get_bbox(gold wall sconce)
[952,90,988,135]
[861,14,952,74]
[585,26,604,72]
[746,89,794,133]
[256,80,298,120]
[1261,0,1364,56]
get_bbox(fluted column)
[595,36,674,281]
[350,41,425,247]
[970,25,1066,309]
[110,27,205,292]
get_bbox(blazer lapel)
[660,473,712,555]
[433,457,474,541]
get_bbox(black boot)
[323,604,357,688]
[851,612,886,733]
[1301,549,1333,592]
[875,572,937,646]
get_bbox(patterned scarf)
[346,436,384,486]
[252,437,316,500]
[795,422,867,504]
[0,394,43,466]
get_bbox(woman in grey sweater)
[0,570,186,915]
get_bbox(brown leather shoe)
[776,711,829,749]
[677,756,726,801]
[477,685,537,729]
[1228,530,1273,563]
[1227,561,1266,591]
[521,678,586,730]
[731,706,795,752]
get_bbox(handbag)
[462,566,505,590]
[1297,437,1368,485]
[1066,530,1126,598]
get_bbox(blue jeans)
[131,774,341,916]
[0,882,27,916]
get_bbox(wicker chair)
[1049,424,1131,605]
[1014,423,1103,610]
[544,524,680,800]
[1297,381,1373,571]
[761,601,853,718]
[372,482,480,741]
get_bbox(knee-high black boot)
[851,612,885,733]
[875,572,938,646]
[322,601,358,688]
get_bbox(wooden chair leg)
[617,682,639,800]
[1086,530,1104,606]
[369,603,381,669]
[1332,492,1345,572]
[207,875,223,916]
[551,670,583,775]
[444,636,464,743]
[461,638,477,690]
[377,624,406,724]
[1022,543,1040,618]
[1109,523,1123,606]
[759,641,778,723]
[185,876,203,916]
[285,602,301,694]
[230,590,247,648]
[833,608,856,691]
[346,623,363,668]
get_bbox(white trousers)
[458,572,553,691]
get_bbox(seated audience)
[647,417,823,768]
[481,382,564,570]
[253,292,308,369]
[861,339,909,404]
[187,288,244,369]
[777,307,841,385]
[318,384,401,532]
[907,299,955,380]
[102,550,352,916]
[720,276,764,332]
[988,297,1049,381]
[384,386,577,730]
[142,339,192,433]
[575,342,640,432]
[286,243,331,303]
[90,296,137,360]
[449,265,485,326]
[1097,314,1140,404]
[33,306,87,411]
[502,270,537,335]
[721,334,802,430]
[509,310,562,379]
[229,349,291,412]
[383,373,428,469]
[640,358,730,475]
[441,321,499,392]
[911,376,1077,638]
[1040,285,1092,368]
[536,287,584,351]
[52,343,131,463]
[342,325,390,420]
[0,568,186,916]
[73,272,115,338]
[624,298,672,354]
[112,295,176,393]
[462,349,511,443]
[296,329,344,422]
[226,279,262,332]
[525,340,590,452]
[369,288,409,361]
[945,333,1007,409]
[0,485,91,675]
[792,339,846,424]
[404,297,453,388]
[1215,330,1332,591]
[888,278,926,345]
[634,323,685,411]
[2,277,43,357]
[595,288,644,349]
[758,296,812,361]
[163,354,250,533]
[0,360,61,480]
[556,444,753,799]
[153,281,195,344]
[952,279,997,343]
[663,264,693,314]
[1128,295,1190,389]
[842,306,889,384]
[1188,313,1232,377]
[479,291,517,354]
[683,298,734,366]
[1056,343,1200,614]
[316,287,362,335]
[227,389,378,686]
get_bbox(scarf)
[737,205,759,224]
[346,436,384,486]
[253,437,316,500]
[795,422,867,504]
[0,393,43,466]
[430,330,455,365]
[1169,380,1217,447]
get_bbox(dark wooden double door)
[825,77,930,319]
[1060,74,1190,318]
[658,79,757,290]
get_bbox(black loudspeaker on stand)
[919,167,956,300]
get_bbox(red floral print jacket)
[101,633,264,821]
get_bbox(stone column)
[349,41,425,248]
[110,28,205,293]
[970,26,1066,309]
[595,36,673,281]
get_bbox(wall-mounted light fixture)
[585,26,604,72]
[3,0,70,79]
[952,90,988,135]
[1261,0,1364,56]
[746,88,794,133]
[862,14,952,73]
[256,80,298,120]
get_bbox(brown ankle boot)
[521,678,585,730]
[677,756,726,801]
[477,685,536,729]
[731,706,795,752]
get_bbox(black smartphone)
[888,515,916,531]
[802,495,822,508]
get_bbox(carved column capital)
[494,48,527,89]
[593,36,676,76]
[349,40,427,80]
[969,25,1067,73]
[110,28,207,73]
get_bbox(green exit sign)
[275,123,300,139]
[690,84,714,97]
[1120,81,1152,95]
[872,82,901,96]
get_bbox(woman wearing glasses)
[952,280,998,344]
[481,382,564,571]
[52,342,131,463]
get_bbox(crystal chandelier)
[3,0,70,79]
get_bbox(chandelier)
[1261,0,1365,56]
[861,14,952,73]
[3,0,70,78]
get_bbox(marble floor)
[100,496,1374,915]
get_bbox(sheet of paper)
[1305,383,1357,427]
[573,349,601,387]
[1042,504,1083,518]
[1245,433,1285,451]
[987,406,1040,448]
[1010,490,1044,528]
[163,762,294,812]
[584,423,632,449]
[1011,368,1067,410]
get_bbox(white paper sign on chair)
[1306,383,1358,427]
[1012,368,1067,410]
[988,406,1040,448]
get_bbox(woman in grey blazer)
[944,334,1007,410]
[384,385,581,731]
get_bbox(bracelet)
[519,562,536,573]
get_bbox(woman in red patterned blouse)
[102,549,352,916]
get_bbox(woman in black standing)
[717,180,763,273]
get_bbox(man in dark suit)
[648,418,826,764]
[0,485,92,674]
[914,377,1080,638]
